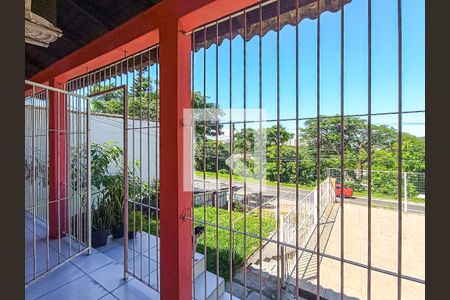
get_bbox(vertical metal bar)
[68,81,72,258]
[79,78,83,244]
[276,0,281,298]
[115,62,119,89]
[71,81,75,249]
[243,12,248,300]
[73,80,78,251]
[132,54,136,275]
[155,47,160,291]
[139,52,144,280]
[295,0,300,298]
[147,48,152,287]
[367,0,372,298]
[57,90,62,261]
[45,89,50,271]
[73,80,77,250]
[316,0,322,299]
[203,25,208,300]
[397,0,403,298]
[32,85,37,279]
[215,21,220,300]
[340,0,345,298]
[228,16,234,296]
[87,75,92,253]
[124,53,130,280]
[80,77,84,248]
[109,63,112,88]
[78,78,82,252]
[404,172,408,212]
[258,5,263,298]
[191,34,196,300]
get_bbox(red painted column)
[159,16,193,300]
[48,79,68,239]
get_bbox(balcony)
[25,0,425,299]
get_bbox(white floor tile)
[38,275,108,300]
[127,254,158,279]
[25,262,84,299]
[112,278,160,300]
[71,252,114,274]
[98,293,118,300]
[89,262,132,292]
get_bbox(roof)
[26,0,160,79]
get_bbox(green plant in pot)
[91,195,113,248]
[90,142,125,239]
[108,174,125,239]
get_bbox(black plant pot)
[128,230,135,239]
[91,230,109,248]
[111,223,124,239]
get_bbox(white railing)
[281,177,335,285]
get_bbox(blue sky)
[193,0,424,137]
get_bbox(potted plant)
[91,195,112,247]
[90,142,125,239]
[108,174,125,239]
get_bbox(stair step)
[194,252,206,279]
[220,292,240,300]
[193,270,225,300]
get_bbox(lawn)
[128,207,277,281]
[193,206,276,281]
[195,170,316,191]
[352,191,425,204]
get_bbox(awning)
[192,0,351,52]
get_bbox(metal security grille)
[25,80,91,286]
[189,0,425,299]
[66,45,161,292]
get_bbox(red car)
[335,184,353,198]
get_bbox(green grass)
[128,211,159,235]
[195,171,316,191]
[352,191,425,204]
[128,207,276,281]
[193,206,276,281]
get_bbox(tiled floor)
[25,213,238,299]
[25,243,161,299]
[25,212,161,300]
[25,213,85,284]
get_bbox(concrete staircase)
[193,252,238,300]
[99,232,238,300]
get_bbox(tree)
[265,125,294,146]
[234,128,258,154]
[194,140,230,172]
[234,125,293,154]
[191,91,224,140]
[90,75,158,120]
